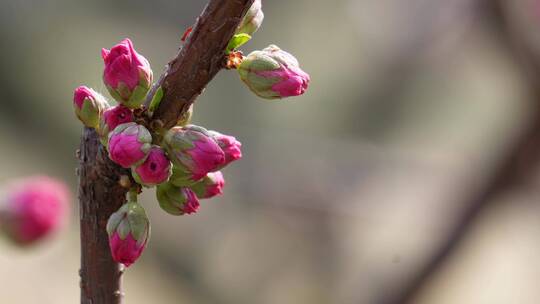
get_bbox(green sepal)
[226,34,252,54]
[75,92,109,129]
[106,201,149,243]
[106,203,128,235]
[79,100,100,128]
[156,182,186,216]
[126,202,149,242]
[169,164,199,187]
[117,217,131,240]
[185,124,211,136]
[125,84,150,109]
[99,136,108,149]
[163,127,196,151]
[149,86,163,113]
[106,84,123,104]
[189,178,208,198]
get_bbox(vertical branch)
[78,128,129,304]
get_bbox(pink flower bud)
[0,176,69,245]
[102,38,153,108]
[162,125,225,181]
[98,105,134,141]
[132,146,172,187]
[238,45,310,99]
[156,182,200,215]
[209,131,242,166]
[73,86,109,128]
[108,122,152,168]
[190,171,225,199]
[106,202,149,267]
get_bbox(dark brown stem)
[77,0,254,302]
[148,0,254,130]
[78,128,129,304]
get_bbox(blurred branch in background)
[344,0,478,138]
[381,0,540,303]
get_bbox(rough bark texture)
[77,0,254,303]
[148,0,255,130]
[78,128,129,304]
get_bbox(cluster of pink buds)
[156,125,241,216]
[73,38,242,267]
[72,0,310,267]
[0,176,70,246]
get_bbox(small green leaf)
[149,86,164,113]
[226,34,252,53]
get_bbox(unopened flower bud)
[238,45,310,99]
[190,171,225,199]
[0,176,69,245]
[98,105,134,144]
[106,201,149,267]
[73,86,109,128]
[162,125,225,181]
[132,146,172,187]
[208,131,242,167]
[102,38,153,108]
[108,122,152,168]
[236,0,264,36]
[156,182,200,215]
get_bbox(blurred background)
[1,0,540,303]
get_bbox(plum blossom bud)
[208,131,242,167]
[102,38,153,108]
[162,125,225,181]
[156,182,200,215]
[238,45,310,99]
[73,86,109,128]
[132,146,172,187]
[0,176,69,245]
[106,201,149,267]
[190,171,225,199]
[236,0,264,36]
[98,105,134,144]
[108,122,152,168]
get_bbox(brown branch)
[77,1,254,303]
[149,0,255,130]
[78,128,129,304]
